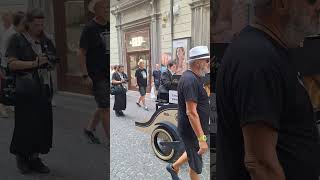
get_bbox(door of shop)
[124,28,151,92]
[127,51,151,92]
[53,0,94,94]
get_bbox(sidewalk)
[0,92,107,180]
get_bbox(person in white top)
[0,12,14,118]
[1,12,25,67]
[0,13,13,53]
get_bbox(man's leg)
[0,103,8,118]
[86,108,101,131]
[84,108,102,144]
[172,151,188,173]
[189,168,200,180]
[141,96,146,106]
[100,108,110,139]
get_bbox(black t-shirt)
[216,26,320,180]
[135,68,147,87]
[177,70,210,140]
[79,19,109,80]
[153,70,161,84]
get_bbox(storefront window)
[126,30,150,52]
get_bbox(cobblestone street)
[110,91,210,180]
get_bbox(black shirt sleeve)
[112,72,118,81]
[5,34,20,59]
[182,77,199,103]
[234,65,283,130]
[79,25,90,51]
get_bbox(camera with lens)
[40,41,60,67]
[45,53,60,64]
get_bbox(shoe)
[115,111,121,117]
[166,163,180,180]
[136,102,141,107]
[119,111,125,116]
[16,156,31,174]
[144,106,149,111]
[84,129,101,144]
[29,157,50,174]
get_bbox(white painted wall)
[110,8,119,65]
[110,0,193,65]
[159,0,192,56]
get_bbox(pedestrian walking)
[216,1,320,180]
[79,0,109,144]
[152,64,161,97]
[110,64,117,82]
[158,60,177,102]
[135,59,149,111]
[0,12,14,118]
[166,46,210,180]
[112,65,127,117]
[6,9,57,174]
[0,11,25,114]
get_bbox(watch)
[198,135,207,142]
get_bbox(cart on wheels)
[135,73,214,162]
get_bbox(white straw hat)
[187,46,210,63]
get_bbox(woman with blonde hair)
[135,59,148,111]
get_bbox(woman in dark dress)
[6,9,55,174]
[112,65,127,116]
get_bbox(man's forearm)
[78,50,88,75]
[8,59,37,71]
[187,112,204,137]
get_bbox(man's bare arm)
[8,57,47,71]
[78,48,88,75]
[243,123,285,180]
[186,100,204,137]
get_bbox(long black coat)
[6,33,55,156]
[112,72,127,111]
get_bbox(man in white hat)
[166,46,210,180]
[79,0,109,144]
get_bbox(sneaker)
[16,156,31,174]
[84,129,101,144]
[29,158,50,174]
[119,111,125,116]
[136,102,141,107]
[115,111,121,117]
[166,163,180,180]
[144,106,149,111]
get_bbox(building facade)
[110,0,210,92]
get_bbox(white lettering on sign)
[130,36,145,47]
[169,90,178,104]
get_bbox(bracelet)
[198,135,207,142]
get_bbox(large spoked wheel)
[151,126,178,162]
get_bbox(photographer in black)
[158,60,177,102]
[5,9,57,174]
